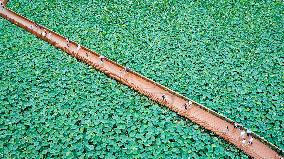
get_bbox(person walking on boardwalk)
[99,56,106,63]
[234,122,240,129]
[247,129,252,137]
[240,130,246,139]
[241,139,246,145]
[162,94,166,101]
[248,137,253,145]
[76,44,81,52]
[66,39,70,47]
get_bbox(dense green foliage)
[1,0,283,157]
[0,19,247,158]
